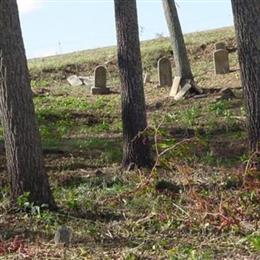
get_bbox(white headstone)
[67,75,83,86]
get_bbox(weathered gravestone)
[67,75,83,87]
[158,57,173,87]
[91,65,110,95]
[215,42,226,50]
[213,49,230,74]
[54,225,71,246]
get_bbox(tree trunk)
[0,0,56,209]
[162,0,193,80]
[231,0,260,152]
[114,0,153,169]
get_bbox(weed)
[248,235,260,251]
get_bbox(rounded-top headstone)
[157,57,173,87]
[94,65,107,88]
[213,49,230,74]
[215,42,226,50]
[54,225,71,246]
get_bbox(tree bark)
[0,0,56,209]
[162,0,193,80]
[114,0,153,169]
[231,0,260,152]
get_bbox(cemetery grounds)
[0,27,259,259]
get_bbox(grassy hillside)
[28,26,238,89]
[0,27,259,259]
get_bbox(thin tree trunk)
[114,0,153,169]
[231,0,260,152]
[162,0,193,80]
[0,0,56,209]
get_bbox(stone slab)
[79,76,94,87]
[169,76,181,97]
[174,83,192,101]
[67,75,83,86]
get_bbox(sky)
[17,0,234,58]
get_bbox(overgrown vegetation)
[0,27,259,259]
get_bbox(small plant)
[66,190,79,210]
[210,100,229,116]
[16,192,31,209]
[16,192,50,217]
[181,106,200,127]
[247,234,260,251]
[31,79,50,88]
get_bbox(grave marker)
[215,42,226,50]
[91,65,110,95]
[214,49,230,74]
[158,57,173,87]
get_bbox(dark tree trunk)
[231,0,260,152]
[114,0,153,169]
[0,0,56,209]
[162,0,193,80]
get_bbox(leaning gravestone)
[91,65,110,95]
[158,57,173,87]
[174,82,192,101]
[169,76,181,97]
[213,49,230,74]
[215,42,226,50]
